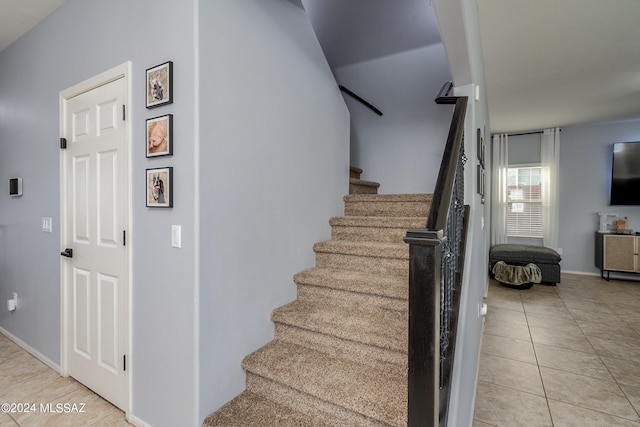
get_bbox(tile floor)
[474,273,640,427]
[0,334,131,427]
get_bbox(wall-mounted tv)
[611,141,640,205]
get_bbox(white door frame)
[59,61,133,415]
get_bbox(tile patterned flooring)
[474,273,640,427]
[0,335,130,427]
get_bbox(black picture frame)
[146,114,173,157]
[146,61,173,109]
[477,164,482,195]
[477,128,482,161]
[146,167,173,208]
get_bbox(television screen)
[611,141,640,205]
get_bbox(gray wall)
[333,44,452,193]
[197,0,350,420]
[0,1,198,426]
[559,118,640,274]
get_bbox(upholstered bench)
[489,244,562,285]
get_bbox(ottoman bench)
[489,244,561,285]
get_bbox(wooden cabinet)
[595,232,640,280]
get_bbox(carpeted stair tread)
[349,178,381,195]
[350,166,363,179]
[242,340,407,427]
[202,391,331,427]
[344,194,432,217]
[313,240,408,259]
[349,178,380,188]
[294,267,407,301]
[272,299,407,352]
[330,216,426,244]
[329,215,425,228]
[344,193,432,203]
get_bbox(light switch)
[171,225,181,248]
[42,217,52,233]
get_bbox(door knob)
[60,248,73,258]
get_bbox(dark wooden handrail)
[405,81,469,427]
[338,85,383,116]
[427,82,467,230]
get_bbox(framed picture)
[146,114,173,157]
[146,61,173,108]
[481,141,485,168]
[146,167,173,208]
[477,164,482,195]
[476,128,482,161]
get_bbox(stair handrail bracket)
[404,81,469,427]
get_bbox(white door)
[61,72,129,410]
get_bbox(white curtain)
[491,134,509,245]
[541,128,560,250]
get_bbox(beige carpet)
[203,170,430,427]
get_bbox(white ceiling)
[1,0,639,134]
[0,0,66,53]
[477,0,640,133]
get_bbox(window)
[507,166,542,237]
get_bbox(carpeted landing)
[203,169,430,427]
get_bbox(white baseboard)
[562,270,600,277]
[0,326,61,373]
[127,414,152,427]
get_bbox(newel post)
[404,228,444,427]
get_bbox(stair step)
[349,178,380,194]
[202,391,331,427]
[314,240,409,277]
[242,340,407,427]
[330,216,425,243]
[349,166,363,179]
[272,299,407,353]
[344,194,431,217]
[294,267,407,300]
[294,267,407,309]
[273,299,406,368]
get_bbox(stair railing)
[404,81,469,427]
[338,85,383,116]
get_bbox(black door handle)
[60,248,73,258]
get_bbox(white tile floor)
[474,273,640,426]
[0,335,131,427]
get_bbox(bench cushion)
[490,244,561,265]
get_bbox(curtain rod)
[507,129,562,137]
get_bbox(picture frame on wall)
[477,128,482,162]
[146,114,173,157]
[477,164,482,195]
[146,167,173,208]
[146,61,173,108]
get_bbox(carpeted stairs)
[203,167,431,427]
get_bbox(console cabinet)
[595,232,640,280]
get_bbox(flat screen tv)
[611,141,640,205]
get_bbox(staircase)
[203,167,431,427]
